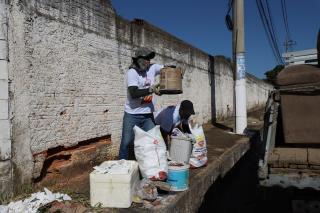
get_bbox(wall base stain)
[33,135,113,194]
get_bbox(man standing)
[119,47,164,160]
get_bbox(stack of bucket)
[167,129,192,191]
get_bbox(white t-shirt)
[125,64,164,114]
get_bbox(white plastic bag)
[189,123,208,168]
[134,125,168,180]
[133,178,158,202]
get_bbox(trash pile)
[89,119,208,209]
[133,179,158,202]
[0,188,71,213]
[93,159,131,175]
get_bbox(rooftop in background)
[282,49,317,67]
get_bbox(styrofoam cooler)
[90,160,139,208]
[169,136,192,164]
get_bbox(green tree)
[264,65,284,85]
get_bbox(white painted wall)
[0,0,11,193]
[0,0,273,191]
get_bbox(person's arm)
[151,64,165,76]
[128,84,161,99]
[128,86,152,99]
[127,68,160,98]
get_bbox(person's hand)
[188,115,197,129]
[149,83,162,95]
[180,67,185,78]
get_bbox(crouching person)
[154,100,195,148]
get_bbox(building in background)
[282,49,317,67]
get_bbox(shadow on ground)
[198,127,320,213]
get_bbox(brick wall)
[0,0,11,193]
[1,0,273,191]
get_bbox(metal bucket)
[159,67,183,94]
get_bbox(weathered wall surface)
[8,0,123,188]
[246,74,273,110]
[213,56,235,120]
[0,0,273,192]
[0,0,11,193]
[213,56,273,121]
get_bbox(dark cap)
[132,47,155,60]
[180,100,195,116]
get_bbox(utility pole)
[232,0,247,134]
[284,39,296,53]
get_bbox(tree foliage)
[264,65,285,85]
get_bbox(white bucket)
[169,136,192,164]
[166,163,189,191]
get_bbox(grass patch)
[0,183,35,205]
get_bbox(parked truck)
[258,32,320,189]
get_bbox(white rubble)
[93,159,130,175]
[0,188,71,213]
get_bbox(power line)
[256,0,284,65]
[256,0,280,64]
[260,0,283,64]
[281,0,296,52]
[225,0,234,31]
[265,0,283,62]
[281,0,290,38]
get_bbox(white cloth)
[172,104,181,127]
[125,64,164,114]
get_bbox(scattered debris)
[227,131,236,135]
[213,148,225,152]
[0,188,71,213]
[38,200,87,213]
[133,179,158,202]
[151,200,161,206]
[152,181,171,192]
[93,159,130,174]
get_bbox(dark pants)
[118,112,155,160]
[160,127,170,150]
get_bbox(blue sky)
[111,0,320,79]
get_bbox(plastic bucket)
[166,163,189,191]
[169,136,192,164]
[159,67,183,94]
